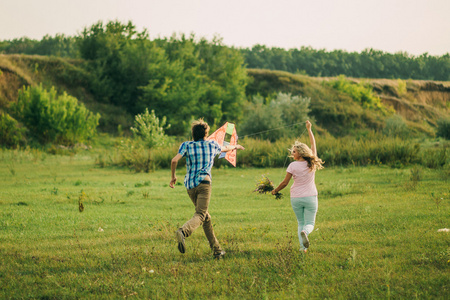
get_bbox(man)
[170,119,245,259]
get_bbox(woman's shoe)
[301,230,310,248]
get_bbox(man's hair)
[191,119,210,141]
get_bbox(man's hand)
[221,144,245,152]
[170,154,182,189]
[169,177,177,188]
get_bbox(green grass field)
[0,150,448,299]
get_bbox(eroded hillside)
[247,68,449,135]
[1,55,449,136]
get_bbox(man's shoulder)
[180,141,191,146]
[188,140,219,145]
[181,140,221,150]
[180,140,202,147]
[207,139,220,146]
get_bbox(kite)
[207,122,238,167]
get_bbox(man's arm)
[170,153,183,188]
[221,144,245,152]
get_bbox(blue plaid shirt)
[178,140,222,189]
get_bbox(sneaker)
[301,230,310,249]
[176,229,186,254]
[214,250,226,259]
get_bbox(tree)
[130,108,170,148]
[77,20,165,113]
[77,23,248,135]
[141,34,248,135]
[239,46,450,81]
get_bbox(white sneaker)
[301,230,310,248]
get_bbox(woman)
[272,121,324,252]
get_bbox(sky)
[1,0,449,56]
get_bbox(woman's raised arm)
[306,121,317,156]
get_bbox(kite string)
[228,121,309,187]
[239,122,305,139]
[278,126,308,183]
[236,121,309,186]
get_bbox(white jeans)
[290,196,318,249]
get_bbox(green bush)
[383,115,410,138]
[436,117,450,140]
[239,93,311,141]
[12,85,100,146]
[0,112,27,148]
[326,75,387,112]
[239,96,284,142]
[271,92,311,137]
[397,79,407,96]
[421,146,448,169]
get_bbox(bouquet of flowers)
[254,175,283,199]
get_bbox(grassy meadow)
[0,149,449,299]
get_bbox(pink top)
[286,160,317,198]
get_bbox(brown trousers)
[181,182,222,254]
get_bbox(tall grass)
[318,134,419,167]
[94,139,177,172]
[95,133,449,172]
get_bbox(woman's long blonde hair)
[289,141,324,172]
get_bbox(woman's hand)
[236,144,245,150]
[271,190,277,195]
[306,120,312,131]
